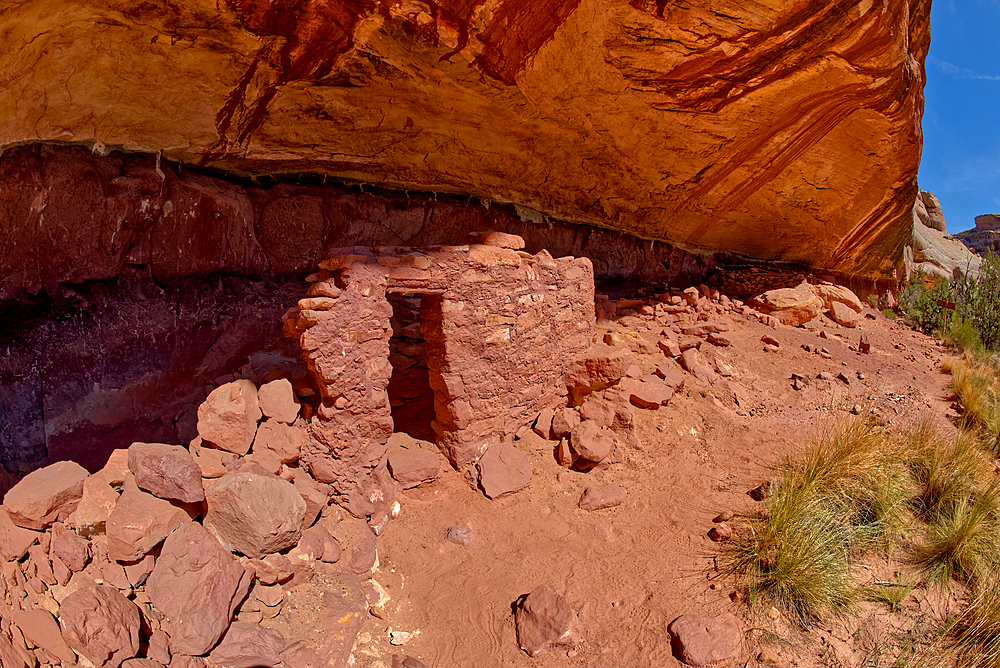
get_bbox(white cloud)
[931,56,1000,81]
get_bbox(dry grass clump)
[725,417,909,624]
[726,417,1000,636]
[950,355,1000,452]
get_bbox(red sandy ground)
[345,296,960,668]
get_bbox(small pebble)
[446,526,476,546]
[708,523,732,542]
[713,511,732,523]
[729,591,743,603]
[767,606,781,620]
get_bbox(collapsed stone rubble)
[0,231,870,666]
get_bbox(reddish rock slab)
[750,283,823,327]
[13,608,76,664]
[477,443,532,499]
[203,471,306,559]
[146,522,249,656]
[469,231,525,249]
[122,660,165,668]
[252,421,304,463]
[569,421,615,468]
[387,447,441,489]
[669,613,741,667]
[565,345,635,403]
[128,443,204,503]
[707,332,732,347]
[514,584,584,657]
[50,522,89,571]
[860,333,871,353]
[625,378,674,409]
[257,378,300,425]
[197,380,262,455]
[533,408,554,439]
[207,622,285,668]
[578,484,627,511]
[0,508,37,562]
[3,460,89,530]
[60,583,140,668]
[106,477,197,562]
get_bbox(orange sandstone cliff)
[0,0,930,279]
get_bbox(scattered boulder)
[668,613,742,668]
[71,476,122,536]
[533,409,555,439]
[625,377,673,409]
[829,301,861,327]
[817,284,864,313]
[859,334,871,354]
[203,471,307,559]
[707,332,731,347]
[578,484,627,511]
[256,378,300,424]
[551,408,581,439]
[569,421,615,470]
[477,443,532,499]
[146,522,249,656]
[0,508,38,562]
[197,380,262,455]
[13,608,77,665]
[565,345,635,403]
[207,622,286,668]
[60,583,141,668]
[514,584,584,657]
[106,477,196,562]
[128,443,205,503]
[252,421,305,464]
[51,522,90,571]
[750,283,823,326]
[761,334,780,348]
[387,446,441,489]
[3,460,89,530]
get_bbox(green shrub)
[900,270,954,332]
[954,249,1000,350]
[947,317,984,353]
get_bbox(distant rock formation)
[907,191,981,284]
[956,215,1000,255]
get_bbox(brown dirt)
[343,298,961,667]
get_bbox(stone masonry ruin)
[282,232,596,506]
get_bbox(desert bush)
[912,483,1000,586]
[954,248,1000,350]
[946,317,984,352]
[950,357,1000,452]
[900,270,954,332]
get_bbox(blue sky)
[919,0,1000,233]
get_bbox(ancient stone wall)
[283,235,595,493]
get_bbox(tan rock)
[72,475,122,536]
[96,449,131,487]
[829,301,861,328]
[128,442,204,503]
[551,408,581,439]
[468,231,525,249]
[203,471,306,559]
[256,378,300,424]
[146,521,249,657]
[60,583,140,668]
[750,283,823,326]
[624,377,673,409]
[3,460,89,530]
[515,584,583,657]
[817,284,863,313]
[197,380,262,455]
